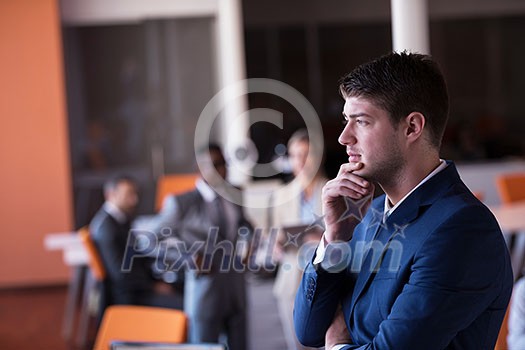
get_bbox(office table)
[490,201,525,233]
[44,232,88,345]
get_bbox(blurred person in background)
[271,129,327,350]
[90,175,182,309]
[507,277,525,349]
[151,144,253,350]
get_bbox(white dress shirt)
[196,178,237,240]
[195,178,218,202]
[103,201,128,224]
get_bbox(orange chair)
[77,227,108,347]
[155,173,199,211]
[494,304,510,350]
[79,227,106,281]
[496,173,525,205]
[496,173,525,281]
[93,305,187,350]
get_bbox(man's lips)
[347,153,361,162]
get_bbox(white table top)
[44,232,88,266]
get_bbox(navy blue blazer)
[294,162,513,350]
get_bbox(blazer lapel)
[349,161,461,315]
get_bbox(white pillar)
[391,0,430,54]
[216,0,250,185]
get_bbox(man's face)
[109,180,138,214]
[339,96,406,183]
[199,149,227,185]
[211,150,227,180]
[288,140,309,177]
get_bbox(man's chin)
[352,168,373,182]
[123,210,136,218]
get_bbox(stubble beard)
[359,145,406,188]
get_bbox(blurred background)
[63,0,525,226]
[1,0,525,349]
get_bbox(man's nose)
[338,125,356,146]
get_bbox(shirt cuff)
[313,235,327,265]
[312,234,350,273]
[331,344,351,350]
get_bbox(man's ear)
[404,112,426,143]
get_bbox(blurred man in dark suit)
[152,144,253,350]
[90,175,182,308]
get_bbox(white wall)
[60,0,525,26]
[60,0,217,25]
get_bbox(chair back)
[78,226,106,281]
[156,173,199,211]
[93,305,187,350]
[496,173,525,205]
[494,304,510,350]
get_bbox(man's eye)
[356,119,369,126]
[342,119,349,125]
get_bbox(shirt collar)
[383,159,448,222]
[195,178,217,203]
[103,201,128,224]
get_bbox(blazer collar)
[385,160,459,227]
[103,201,128,224]
[195,178,217,202]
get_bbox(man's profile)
[293,51,513,350]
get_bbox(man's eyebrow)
[342,112,370,119]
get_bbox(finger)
[324,178,370,196]
[322,183,370,202]
[337,162,363,176]
[334,172,370,188]
[336,178,372,195]
[325,173,373,191]
[324,183,367,200]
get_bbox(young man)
[293,52,513,350]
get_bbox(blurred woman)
[271,129,326,350]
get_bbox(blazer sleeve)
[92,218,129,281]
[146,195,180,236]
[294,257,348,347]
[353,205,512,350]
[238,206,254,234]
